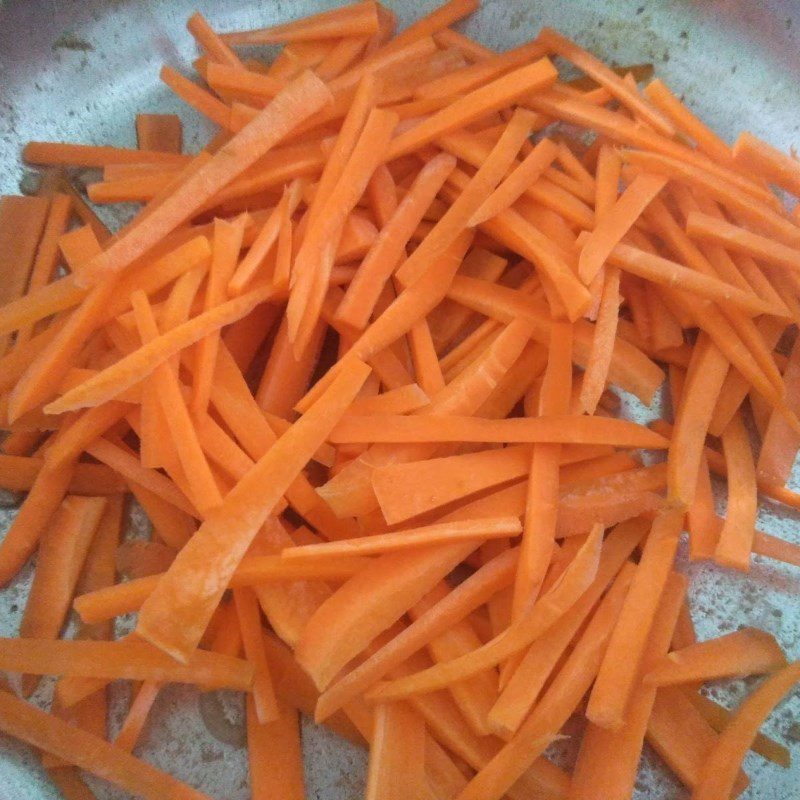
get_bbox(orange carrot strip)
[693,661,800,800]
[432,26,493,62]
[366,523,629,701]
[366,162,398,228]
[329,413,667,448]
[335,152,457,330]
[0,458,124,496]
[386,59,557,160]
[538,28,673,135]
[732,129,800,197]
[247,695,305,800]
[187,11,244,69]
[15,193,71,347]
[285,517,521,560]
[347,383,429,416]
[644,78,732,162]
[113,680,160,753]
[22,142,189,168]
[578,172,667,284]
[752,530,800,568]
[221,1,380,45]
[569,572,686,800]
[687,453,719,561]
[453,560,637,800]
[160,66,234,129]
[586,508,685,730]
[192,216,247,414]
[234,587,279,724]
[645,627,787,687]
[135,359,370,662]
[0,689,209,800]
[715,411,757,571]
[75,72,332,288]
[135,114,183,153]
[44,283,278,416]
[205,62,285,104]
[0,459,74,586]
[0,638,252,690]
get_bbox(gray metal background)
[1,1,799,798]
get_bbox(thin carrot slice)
[693,661,800,800]
[645,627,787,687]
[114,681,160,753]
[732,129,800,197]
[135,114,183,153]
[0,689,209,800]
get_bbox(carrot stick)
[715,411,757,571]
[315,546,519,722]
[578,172,667,284]
[75,71,332,289]
[645,627,787,687]
[752,530,800,568]
[221,1,380,45]
[135,114,183,153]
[586,508,685,730]
[453,560,637,800]
[329,413,668,448]
[336,152,456,330]
[187,11,244,69]
[234,587,279,724]
[192,216,247,414]
[347,383,430,416]
[0,689,209,800]
[693,661,800,800]
[686,453,720,561]
[247,696,305,800]
[135,358,370,662]
[569,571,686,800]
[23,142,189,168]
[732,129,800,197]
[113,680,160,753]
[0,458,122,496]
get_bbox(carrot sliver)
[114,680,160,753]
[732,129,800,197]
[136,113,183,153]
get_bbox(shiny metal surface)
[1,1,800,798]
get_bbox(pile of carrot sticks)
[0,1,799,798]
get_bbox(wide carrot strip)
[44,283,278,416]
[204,62,285,105]
[287,108,398,353]
[234,587,279,724]
[285,517,521,560]
[19,496,106,695]
[715,411,757,571]
[578,172,667,284]
[0,459,123,496]
[684,690,791,767]
[454,561,637,800]
[644,78,732,162]
[295,539,477,691]
[315,546,518,722]
[0,458,74,587]
[347,383,429,416]
[667,334,728,507]
[686,453,720,561]
[221,0,379,45]
[469,138,559,226]
[336,152,457,330]
[569,571,686,800]
[247,696,305,800]
[0,689,209,800]
[732,129,800,197]
[693,661,800,800]
[386,58,557,160]
[752,530,800,568]
[645,627,787,687]
[586,508,685,730]
[538,28,673,135]
[330,413,667,448]
[366,524,619,701]
[192,217,247,414]
[23,142,189,168]
[365,702,428,800]
[605,241,778,317]
[136,113,183,153]
[74,72,331,289]
[15,193,71,347]
[647,687,749,795]
[135,359,369,662]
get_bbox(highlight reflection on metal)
[1,2,799,798]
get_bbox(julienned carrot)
[732,129,800,197]
[645,627,787,687]
[135,359,370,663]
[136,113,183,153]
[329,413,667,447]
[586,508,684,730]
[23,142,190,168]
[693,661,800,800]
[0,689,209,800]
